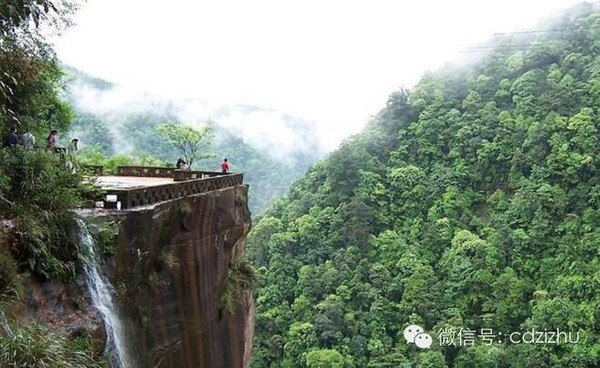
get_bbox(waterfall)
[76,219,132,368]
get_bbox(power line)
[459,44,533,53]
[461,24,600,53]
[459,48,529,54]
[492,24,600,36]
[465,44,534,50]
[493,28,578,36]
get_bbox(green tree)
[305,349,345,368]
[156,121,214,168]
[0,0,77,35]
[284,322,318,366]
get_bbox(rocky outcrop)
[8,184,254,368]
[111,184,253,368]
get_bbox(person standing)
[220,158,229,174]
[3,127,18,148]
[176,157,188,170]
[46,130,58,153]
[69,138,79,152]
[20,132,36,149]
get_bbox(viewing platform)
[90,166,244,210]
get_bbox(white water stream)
[77,219,132,368]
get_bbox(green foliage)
[220,257,257,313]
[0,35,72,136]
[305,349,345,368]
[99,154,135,173]
[95,227,116,257]
[0,251,23,307]
[178,201,192,216]
[76,144,170,174]
[251,4,600,367]
[0,149,94,280]
[414,351,448,368]
[156,121,214,168]
[0,0,75,137]
[69,114,114,156]
[0,322,104,368]
[0,0,76,35]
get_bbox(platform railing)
[83,165,104,176]
[172,170,225,181]
[115,166,175,177]
[96,166,232,181]
[104,173,243,209]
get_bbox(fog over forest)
[67,71,325,165]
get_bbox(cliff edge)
[111,184,254,368]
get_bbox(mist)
[67,73,326,165]
[54,0,584,161]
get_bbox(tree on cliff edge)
[157,121,215,168]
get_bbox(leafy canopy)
[0,0,77,36]
[156,121,215,168]
[250,3,600,367]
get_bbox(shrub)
[0,148,96,280]
[220,257,257,313]
[0,251,22,307]
[0,322,103,368]
[95,226,116,257]
[77,145,171,174]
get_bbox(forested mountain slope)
[249,3,600,367]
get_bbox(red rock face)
[111,184,254,368]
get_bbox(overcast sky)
[54,0,585,151]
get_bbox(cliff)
[8,184,254,368]
[112,184,254,368]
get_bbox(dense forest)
[249,3,600,367]
[64,69,322,214]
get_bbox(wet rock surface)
[112,184,253,368]
[10,184,254,368]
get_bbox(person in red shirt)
[221,158,229,174]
